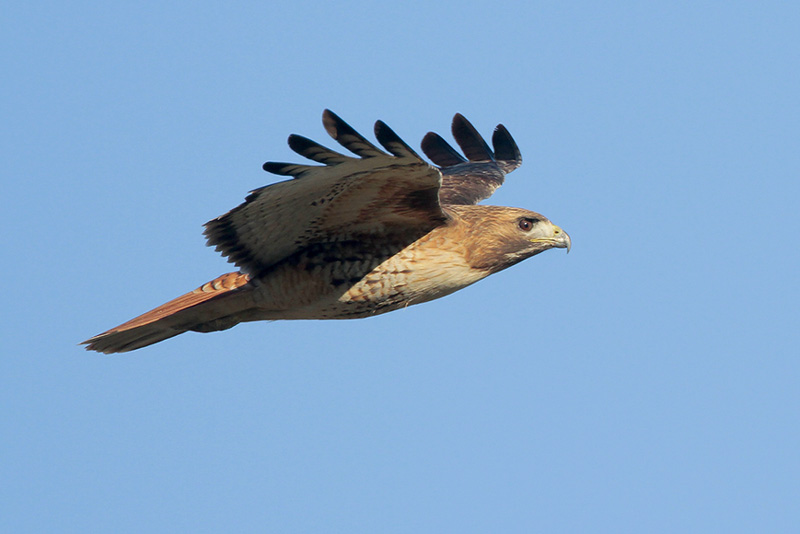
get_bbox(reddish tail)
[82,272,252,354]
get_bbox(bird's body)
[249,205,537,320]
[250,221,473,320]
[83,112,570,353]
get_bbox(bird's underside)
[83,111,570,353]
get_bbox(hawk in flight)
[83,111,570,353]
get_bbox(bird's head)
[451,205,571,273]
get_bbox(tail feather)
[82,272,252,354]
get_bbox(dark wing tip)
[433,115,524,205]
[374,120,421,159]
[287,134,351,165]
[322,110,384,158]
[421,132,467,167]
[262,161,308,176]
[492,124,522,170]
[263,111,395,176]
[451,113,495,162]
[321,109,342,139]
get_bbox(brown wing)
[421,114,523,205]
[204,110,447,276]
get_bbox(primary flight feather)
[83,110,570,353]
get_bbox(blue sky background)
[3,1,799,532]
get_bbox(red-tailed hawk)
[83,111,570,353]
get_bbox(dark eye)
[518,218,535,231]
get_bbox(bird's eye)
[518,218,535,232]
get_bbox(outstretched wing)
[422,114,522,205]
[204,110,447,276]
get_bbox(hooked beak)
[531,224,571,253]
[552,225,571,253]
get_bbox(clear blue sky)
[3,1,799,532]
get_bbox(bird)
[82,110,570,353]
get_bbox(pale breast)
[249,226,490,320]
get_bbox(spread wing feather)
[451,113,495,162]
[287,134,354,165]
[374,120,423,159]
[422,114,523,205]
[492,124,522,172]
[205,110,446,275]
[322,109,385,158]
[420,132,467,167]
